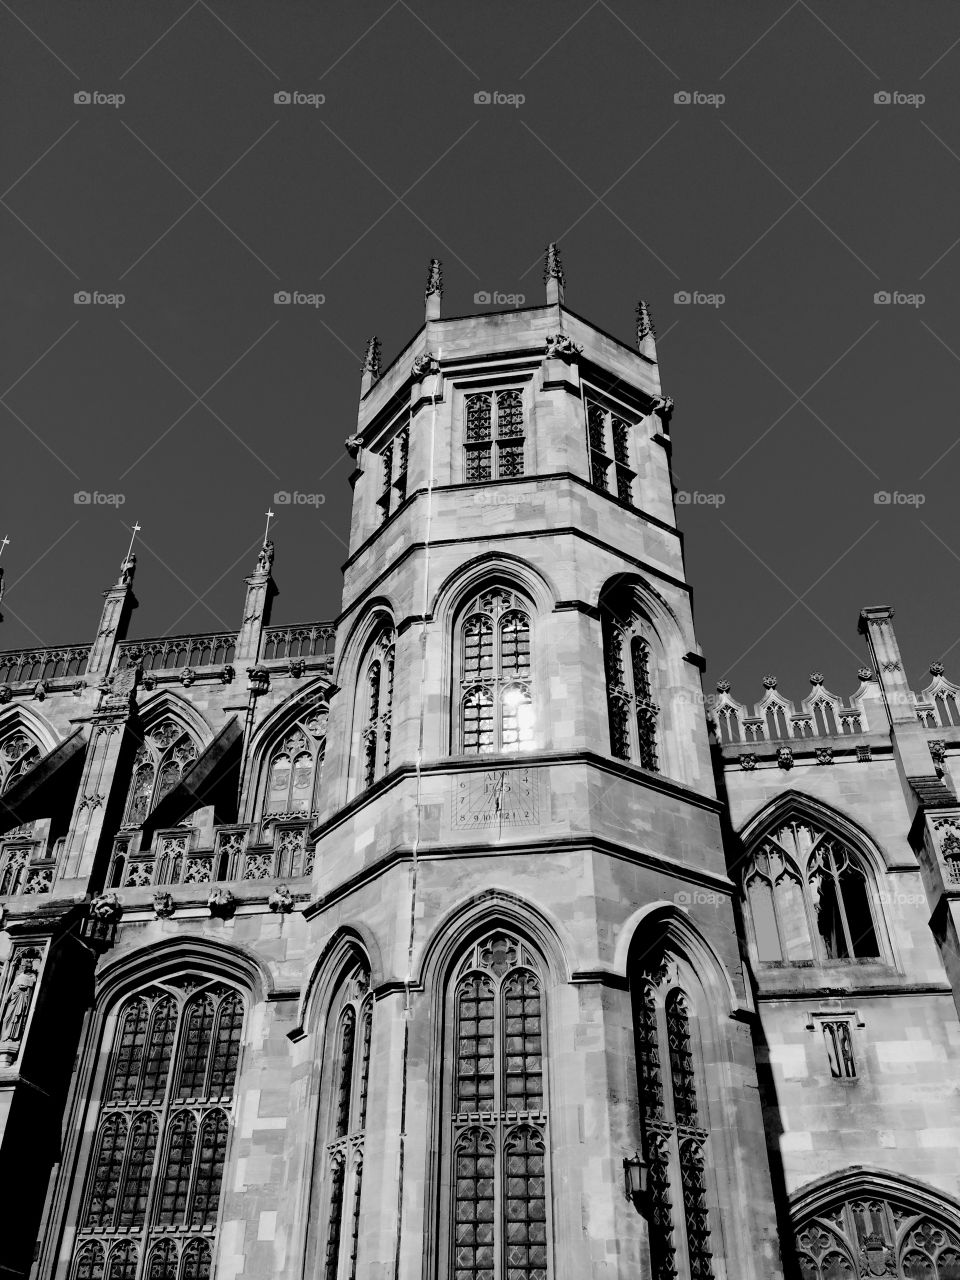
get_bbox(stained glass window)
[459,591,534,755]
[317,963,372,1280]
[600,590,660,772]
[448,932,550,1280]
[633,966,714,1280]
[123,721,199,827]
[262,717,325,822]
[71,978,243,1274]
[743,818,882,966]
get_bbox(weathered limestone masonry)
[0,249,957,1280]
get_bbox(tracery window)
[464,390,525,482]
[377,420,410,522]
[445,930,550,1280]
[633,959,714,1280]
[742,816,881,965]
[315,962,372,1280]
[0,730,40,793]
[356,625,395,789]
[794,1193,960,1279]
[261,705,327,823]
[72,978,242,1279]
[458,588,534,755]
[601,596,659,771]
[124,720,199,827]
[585,400,636,504]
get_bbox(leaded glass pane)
[466,447,492,482]
[177,996,216,1098]
[356,1003,372,1132]
[666,992,698,1128]
[142,997,177,1103]
[502,972,542,1112]
[334,1007,356,1139]
[146,1241,177,1280]
[466,395,492,442]
[347,1162,363,1280]
[501,685,533,752]
[500,614,530,679]
[324,1159,345,1280]
[635,983,664,1123]
[269,755,290,807]
[85,1114,128,1228]
[155,1110,196,1226]
[118,1113,158,1227]
[454,1128,496,1280]
[189,1109,228,1226]
[504,1125,547,1280]
[209,991,243,1096]
[612,417,630,464]
[456,975,495,1111]
[105,1242,138,1280]
[109,998,149,1100]
[587,403,606,451]
[73,1242,105,1280]
[679,1137,713,1279]
[463,616,493,682]
[462,688,495,755]
[180,1240,211,1280]
[496,391,523,439]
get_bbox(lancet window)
[601,599,659,771]
[586,400,636,504]
[357,626,395,789]
[446,930,550,1280]
[261,705,327,822]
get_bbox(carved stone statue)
[208,887,237,919]
[269,884,295,914]
[118,553,137,588]
[153,891,175,919]
[255,541,275,576]
[0,954,38,1045]
[344,434,363,459]
[411,352,440,379]
[90,891,123,923]
[544,333,581,360]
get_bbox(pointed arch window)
[632,960,714,1280]
[0,729,41,792]
[794,1192,960,1279]
[464,389,525,482]
[458,588,534,755]
[601,595,659,771]
[742,816,882,965]
[260,705,327,823]
[124,720,199,827]
[312,962,373,1280]
[444,930,550,1280]
[71,978,244,1275]
[356,626,395,790]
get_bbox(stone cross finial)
[544,242,565,305]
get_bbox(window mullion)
[832,862,857,959]
[133,999,180,1273]
[494,973,504,1280]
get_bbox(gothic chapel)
[3,248,960,1280]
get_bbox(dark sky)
[3,1,960,712]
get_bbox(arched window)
[601,589,659,771]
[742,814,881,965]
[124,720,199,827]
[0,729,41,792]
[260,704,327,822]
[458,588,534,755]
[356,626,395,790]
[632,955,715,1280]
[71,978,244,1275]
[464,389,525,481]
[311,962,373,1280]
[794,1190,960,1279]
[443,930,551,1280]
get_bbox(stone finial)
[809,672,824,686]
[762,675,778,690]
[425,258,443,321]
[544,242,565,306]
[636,299,657,361]
[858,666,873,681]
[360,335,382,396]
[716,679,731,693]
[931,661,945,677]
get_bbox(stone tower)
[307,248,784,1279]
